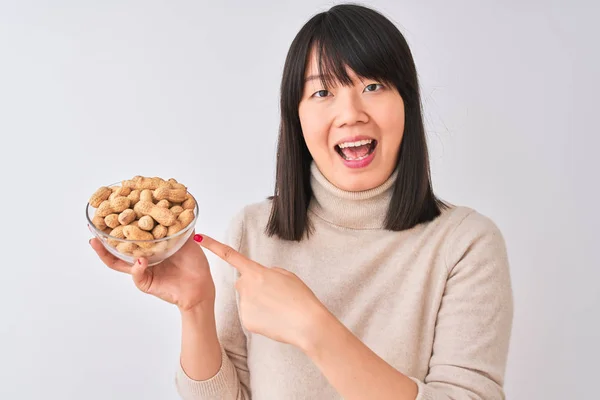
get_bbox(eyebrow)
[304,75,322,83]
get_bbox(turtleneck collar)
[308,161,398,230]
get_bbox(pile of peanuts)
[89,175,196,258]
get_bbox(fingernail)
[137,259,141,264]
[88,239,92,245]
[193,234,203,243]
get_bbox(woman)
[90,4,513,399]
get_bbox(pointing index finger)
[197,234,262,274]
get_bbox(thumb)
[131,258,153,293]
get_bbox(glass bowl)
[86,182,199,266]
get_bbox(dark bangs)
[310,7,416,106]
[266,4,446,241]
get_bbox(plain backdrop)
[0,0,598,399]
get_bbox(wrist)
[179,302,215,327]
[179,301,222,381]
[179,302,219,346]
[179,300,214,317]
[298,303,337,356]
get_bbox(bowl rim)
[85,181,199,243]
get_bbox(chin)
[315,151,395,192]
[332,170,385,192]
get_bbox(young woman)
[91,4,513,399]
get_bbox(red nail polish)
[193,234,203,242]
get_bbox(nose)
[333,90,369,127]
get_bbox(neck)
[308,162,398,229]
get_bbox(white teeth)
[339,151,372,161]
[338,139,373,149]
[341,153,370,161]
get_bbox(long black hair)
[266,3,447,241]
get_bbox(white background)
[0,1,597,399]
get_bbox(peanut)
[167,209,195,236]
[89,187,111,208]
[179,209,195,225]
[127,189,141,205]
[113,186,131,195]
[133,248,154,258]
[182,195,196,210]
[156,199,171,208]
[90,175,196,257]
[92,215,107,230]
[140,189,154,203]
[109,186,132,200]
[97,197,131,217]
[133,201,176,227]
[117,242,138,255]
[105,214,120,229]
[151,240,169,254]
[123,225,154,248]
[109,226,126,239]
[168,178,187,190]
[134,190,153,218]
[138,215,155,231]
[170,205,184,217]
[153,186,187,203]
[108,225,125,247]
[152,224,168,239]
[122,176,167,191]
[118,209,136,226]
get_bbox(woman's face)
[298,51,405,192]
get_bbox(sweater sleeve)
[411,210,514,400]
[175,209,251,400]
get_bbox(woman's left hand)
[196,234,328,351]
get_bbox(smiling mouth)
[335,139,378,161]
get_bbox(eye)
[312,89,331,98]
[364,83,384,92]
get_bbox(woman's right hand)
[89,233,215,311]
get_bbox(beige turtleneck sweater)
[175,163,513,399]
